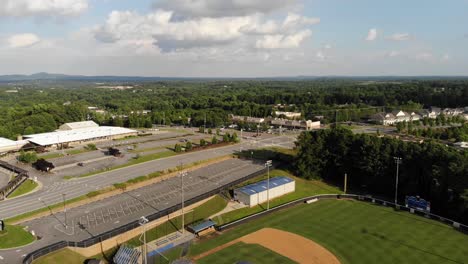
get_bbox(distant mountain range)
[1,72,468,83]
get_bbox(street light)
[139,216,149,264]
[62,193,67,229]
[394,157,402,205]
[180,170,188,234]
[265,160,272,210]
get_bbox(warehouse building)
[0,137,29,155]
[24,121,137,148]
[234,176,295,207]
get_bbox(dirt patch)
[194,228,341,264]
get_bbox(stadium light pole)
[265,160,272,210]
[394,157,402,205]
[180,170,187,234]
[139,216,149,264]
[62,193,67,229]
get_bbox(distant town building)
[372,106,467,125]
[130,110,151,115]
[271,118,320,131]
[454,142,468,148]
[230,115,265,124]
[274,111,301,119]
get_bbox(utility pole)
[344,173,348,194]
[139,216,149,264]
[394,157,402,205]
[240,129,243,152]
[265,160,272,210]
[180,170,187,234]
[204,113,207,134]
[62,193,67,229]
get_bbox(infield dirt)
[193,228,341,264]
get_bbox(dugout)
[188,220,216,236]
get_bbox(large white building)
[234,176,295,207]
[24,121,137,148]
[0,138,29,154]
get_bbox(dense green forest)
[1,79,468,139]
[294,127,468,224]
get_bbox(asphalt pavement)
[0,159,265,263]
[0,135,295,220]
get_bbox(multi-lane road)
[0,134,295,263]
[0,135,295,220]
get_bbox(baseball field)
[189,199,468,264]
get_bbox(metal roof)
[189,220,216,233]
[236,176,294,196]
[24,126,137,146]
[58,121,99,130]
[0,138,28,149]
[113,246,141,264]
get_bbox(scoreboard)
[405,196,431,212]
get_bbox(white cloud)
[316,51,325,60]
[386,33,412,41]
[7,33,40,48]
[255,30,311,49]
[155,0,296,18]
[365,28,377,41]
[387,50,400,57]
[0,0,88,18]
[442,54,450,61]
[94,9,317,52]
[324,44,332,49]
[415,52,433,60]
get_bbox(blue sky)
[0,0,467,77]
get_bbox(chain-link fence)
[23,171,468,264]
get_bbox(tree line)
[294,127,468,224]
[1,79,468,139]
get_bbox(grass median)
[64,150,177,180]
[7,155,233,225]
[7,179,39,199]
[0,225,35,249]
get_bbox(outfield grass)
[197,242,296,264]
[7,179,38,198]
[213,169,342,225]
[190,200,468,264]
[33,248,88,264]
[0,225,35,249]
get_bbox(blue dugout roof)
[236,176,294,196]
[189,220,216,233]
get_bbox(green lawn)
[190,200,468,264]
[38,152,64,159]
[65,148,92,155]
[33,248,88,264]
[7,179,38,198]
[197,242,296,264]
[0,225,35,249]
[214,169,342,225]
